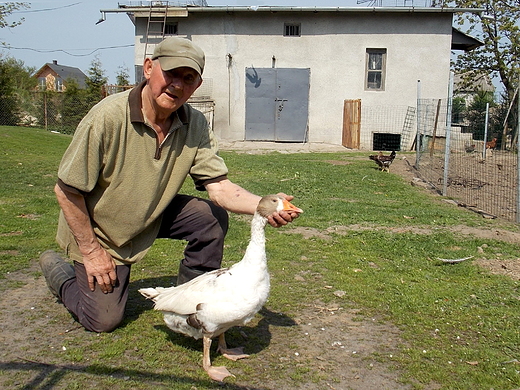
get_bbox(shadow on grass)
[153,307,297,356]
[125,275,179,321]
[0,360,274,389]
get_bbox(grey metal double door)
[245,67,310,142]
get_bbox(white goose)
[139,194,302,381]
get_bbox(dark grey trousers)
[60,195,229,332]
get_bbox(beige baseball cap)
[152,37,205,75]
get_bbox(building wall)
[133,10,453,147]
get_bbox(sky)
[1,0,367,84]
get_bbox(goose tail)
[139,287,160,300]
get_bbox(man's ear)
[143,58,153,80]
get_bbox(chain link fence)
[0,91,103,134]
[0,87,215,135]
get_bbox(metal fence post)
[516,80,520,223]
[483,102,490,160]
[415,80,421,169]
[43,92,48,131]
[442,72,454,197]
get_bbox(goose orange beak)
[282,199,303,214]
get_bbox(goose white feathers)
[139,194,302,381]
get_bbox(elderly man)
[40,37,298,333]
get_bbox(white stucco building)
[100,4,482,149]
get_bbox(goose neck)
[250,212,267,243]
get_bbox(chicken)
[139,195,303,382]
[486,138,497,150]
[465,144,476,153]
[369,150,396,172]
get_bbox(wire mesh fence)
[414,98,519,222]
[360,94,519,223]
[360,105,416,151]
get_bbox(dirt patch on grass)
[473,258,520,281]
[288,223,520,245]
[247,303,409,390]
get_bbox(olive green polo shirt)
[56,82,228,265]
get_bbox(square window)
[284,23,301,37]
[165,23,178,35]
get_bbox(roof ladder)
[143,1,169,62]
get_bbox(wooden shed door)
[343,99,361,148]
[245,67,309,142]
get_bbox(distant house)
[33,60,87,92]
[100,4,484,149]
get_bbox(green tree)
[114,65,132,94]
[452,96,466,124]
[0,2,30,125]
[451,0,519,148]
[0,57,20,125]
[116,65,130,86]
[0,54,35,125]
[465,90,500,142]
[452,0,519,100]
[2,56,36,90]
[85,55,108,104]
[61,78,89,134]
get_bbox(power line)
[12,2,82,14]
[2,43,134,57]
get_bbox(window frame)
[55,78,64,92]
[164,22,178,35]
[284,23,301,37]
[365,48,387,91]
[38,77,47,91]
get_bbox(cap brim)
[157,57,203,75]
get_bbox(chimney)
[53,60,58,65]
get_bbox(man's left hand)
[267,193,300,228]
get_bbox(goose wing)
[140,268,233,315]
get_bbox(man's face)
[145,60,202,113]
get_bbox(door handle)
[275,99,288,116]
[274,98,287,120]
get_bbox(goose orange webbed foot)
[218,346,249,361]
[206,365,235,382]
[217,333,250,361]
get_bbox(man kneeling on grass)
[40,37,299,333]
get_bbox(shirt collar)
[129,80,189,125]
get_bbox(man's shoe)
[39,250,76,298]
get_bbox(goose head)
[256,194,303,218]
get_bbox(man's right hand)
[83,247,117,293]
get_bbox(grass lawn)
[1,126,520,389]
